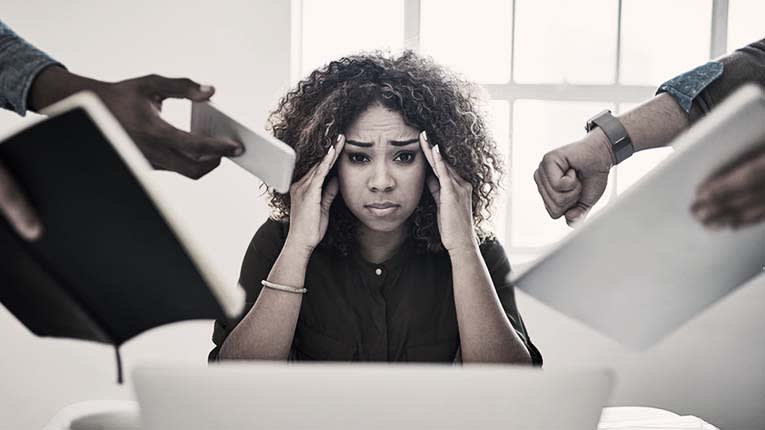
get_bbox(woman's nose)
[368,162,395,192]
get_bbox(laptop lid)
[132,363,614,430]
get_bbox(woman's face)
[338,103,426,235]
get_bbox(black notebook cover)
[0,100,237,348]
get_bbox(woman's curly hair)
[266,50,504,255]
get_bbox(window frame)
[292,0,733,260]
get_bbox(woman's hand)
[284,135,345,253]
[419,131,477,254]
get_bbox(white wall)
[1,2,763,429]
[0,1,288,428]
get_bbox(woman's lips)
[365,203,400,216]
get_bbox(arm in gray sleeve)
[657,38,765,123]
[0,19,62,116]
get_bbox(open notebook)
[0,92,245,381]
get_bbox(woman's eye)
[395,152,416,164]
[348,153,370,164]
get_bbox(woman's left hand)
[419,131,477,253]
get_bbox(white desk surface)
[45,400,719,430]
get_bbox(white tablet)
[512,84,765,349]
[190,102,295,193]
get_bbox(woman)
[210,51,542,364]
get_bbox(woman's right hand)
[285,135,345,253]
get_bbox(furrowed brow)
[345,140,373,148]
[390,139,419,147]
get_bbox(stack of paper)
[599,407,719,430]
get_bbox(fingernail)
[233,145,245,156]
[327,145,335,156]
[422,130,428,142]
[200,84,214,93]
[22,223,43,241]
[434,145,440,156]
[336,134,343,143]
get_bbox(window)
[295,0,751,262]
[727,0,765,52]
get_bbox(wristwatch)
[584,109,634,164]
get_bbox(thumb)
[320,177,339,213]
[144,75,215,101]
[564,206,586,226]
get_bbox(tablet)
[190,102,295,193]
[512,84,765,349]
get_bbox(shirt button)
[375,268,382,276]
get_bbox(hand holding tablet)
[190,102,295,193]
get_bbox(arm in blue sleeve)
[658,38,765,123]
[0,19,63,116]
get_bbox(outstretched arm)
[535,39,765,225]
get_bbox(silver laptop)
[132,363,613,430]
[513,84,765,348]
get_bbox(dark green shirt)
[209,218,542,365]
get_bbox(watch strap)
[586,110,634,164]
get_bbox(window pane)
[511,100,614,248]
[514,0,617,84]
[487,100,511,243]
[301,0,404,78]
[727,0,765,52]
[421,0,512,83]
[620,0,711,86]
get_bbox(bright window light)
[420,0,512,83]
[620,0,711,86]
[300,0,404,78]
[296,0,729,253]
[514,0,618,84]
[727,0,765,52]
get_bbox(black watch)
[585,109,634,164]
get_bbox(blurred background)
[1,0,763,428]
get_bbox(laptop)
[132,363,614,430]
[512,84,765,349]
